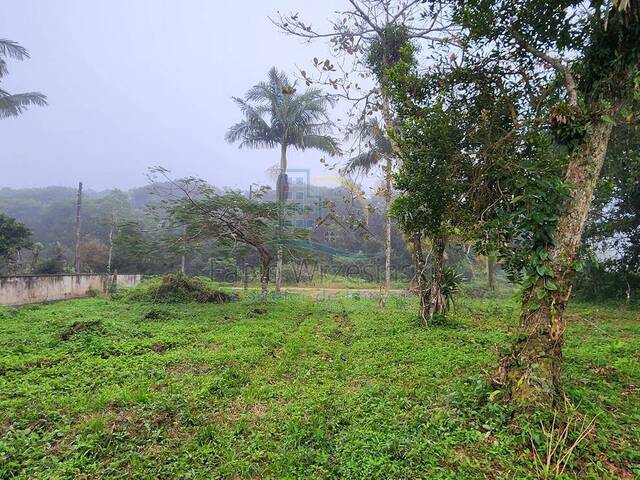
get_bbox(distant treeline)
[1,183,636,301]
[0,184,415,280]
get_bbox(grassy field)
[0,293,638,479]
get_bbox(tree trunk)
[380,83,397,301]
[243,258,249,291]
[73,181,83,273]
[275,246,283,293]
[258,246,271,303]
[501,120,613,407]
[110,269,118,293]
[487,253,496,291]
[30,245,41,273]
[275,143,288,294]
[180,225,187,274]
[411,234,420,291]
[384,157,392,296]
[427,235,447,322]
[413,231,430,325]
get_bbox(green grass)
[0,294,638,479]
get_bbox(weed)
[527,398,598,479]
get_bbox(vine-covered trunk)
[502,120,613,407]
[427,236,447,322]
[412,231,429,324]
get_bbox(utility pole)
[107,210,115,274]
[74,181,83,273]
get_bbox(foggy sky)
[1,0,352,191]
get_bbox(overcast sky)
[1,0,357,191]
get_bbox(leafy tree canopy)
[0,213,32,259]
[225,67,339,155]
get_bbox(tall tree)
[0,213,31,264]
[456,0,640,406]
[0,39,46,118]
[342,118,396,297]
[226,67,339,294]
[387,44,503,323]
[149,168,284,303]
[274,1,455,299]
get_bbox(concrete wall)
[0,274,141,306]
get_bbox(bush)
[123,272,237,304]
[142,308,172,321]
[60,320,103,340]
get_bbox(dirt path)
[230,285,412,298]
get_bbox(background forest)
[0,173,637,303]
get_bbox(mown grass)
[0,293,638,479]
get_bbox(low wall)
[0,274,141,306]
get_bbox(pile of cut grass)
[122,272,236,304]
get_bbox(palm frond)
[0,92,47,118]
[225,121,278,149]
[343,150,384,173]
[343,118,393,173]
[224,97,275,148]
[360,119,393,155]
[0,39,29,60]
[298,134,341,155]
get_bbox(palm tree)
[0,39,47,118]
[226,67,339,293]
[343,119,394,297]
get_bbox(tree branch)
[511,31,578,107]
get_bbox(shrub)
[87,287,102,298]
[123,272,237,304]
[442,266,464,310]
